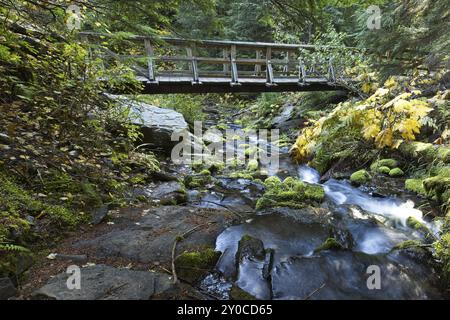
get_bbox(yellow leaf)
[375,128,393,148]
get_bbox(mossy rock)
[376,166,391,174]
[399,142,450,164]
[370,159,399,171]
[246,159,259,171]
[314,238,343,253]
[350,170,371,186]
[389,167,404,177]
[175,248,221,284]
[255,176,324,210]
[184,174,212,189]
[199,169,211,176]
[392,239,423,251]
[229,285,257,300]
[423,176,450,204]
[405,178,427,196]
[236,234,265,263]
[406,216,435,242]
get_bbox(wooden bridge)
[80,32,357,94]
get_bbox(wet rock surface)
[32,265,173,300]
[74,206,235,265]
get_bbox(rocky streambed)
[22,100,449,300]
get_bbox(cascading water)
[195,118,445,299]
[297,166,425,227]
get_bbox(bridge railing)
[80,32,357,87]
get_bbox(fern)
[0,243,30,253]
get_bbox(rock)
[91,206,109,225]
[74,206,234,265]
[263,207,331,225]
[399,142,450,164]
[149,181,187,205]
[391,240,433,263]
[151,170,179,182]
[350,170,371,186]
[370,159,399,172]
[32,265,173,300]
[175,248,221,283]
[125,99,189,152]
[406,216,436,242]
[271,251,443,299]
[375,166,391,174]
[389,167,404,177]
[0,278,18,300]
[229,285,257,300]
[271,104,295,127]
[255,176,325,210]
[313,237,343,253]
[233,235,271,299]
[236,235,265,264]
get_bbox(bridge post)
[265,47,275,86]
[144,39,157,84]
[327,57,336,83]
[230,44,240,86]
[186,47,200,84]
[255,50,261,75]
[298,58,306,85]
[223,48,229,74]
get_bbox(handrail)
[79,31,362,51]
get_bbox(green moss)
[423,176,450,204]
[437,147,450,164]
[246,159,259,171]
[230,285,257,300]
[255,176,324,210]
[0,172,80,277]
[370,158,399,171]
[350,170,371,185]
[392,239,423,250]
[184,173,212,189]
[399,142,438,164]
[199,169,211,176]
[406,216,435,242]
[405,178,427,196]
[389,167,404,177]
[435,233,450,288]
[175,247,221,283]
[376,166,391,174]
[314,238,343,253]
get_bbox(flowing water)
[195,154,446,299]
[181,110,447,300]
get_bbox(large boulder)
[128,100,189,152]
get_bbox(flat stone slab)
[74,206,235,265]
[32,265,173,300]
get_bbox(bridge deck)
[136,76,343,94]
